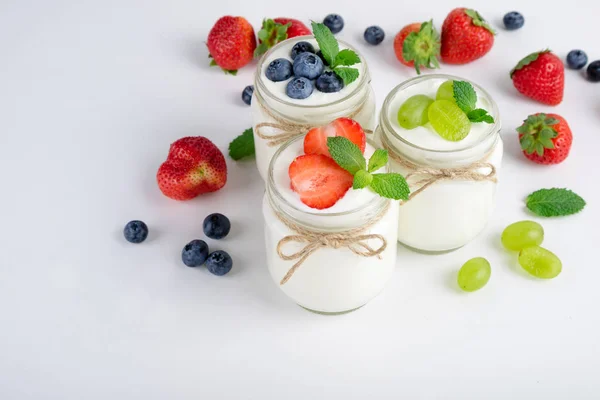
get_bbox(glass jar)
[251,36,376,181]
[374,74,503,252]
[263,137,399,314]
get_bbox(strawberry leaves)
[402,20,441,75]
[517,113,559,156]
[311,22,361,85]
[465,9,496,35]
[510,49,551,78]
[254,19,291,58]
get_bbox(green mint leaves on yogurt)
[452,80,494,124]
[311,22,361,85]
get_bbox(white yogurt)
[375,74,503,252]
[252,36,376,181]
[263,137,399,313]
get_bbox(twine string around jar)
[381,135,497,201]
[274,201,390,285]
[254,92,372,147]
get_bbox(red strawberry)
[254,18,311,57]
[207,16,256,74]
[393,20,441,74]
[157,137,227,200]
[441,8,495,64]
[289,154,353,210]
[510,50,564,106]
[517,113,572,165]
[304,118,366,158]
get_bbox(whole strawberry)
[517,113,572,165]
[157,137,227,200]
[254,18,311,57]
[441,8,495,64]
[393,20,440,74]
[207,16,256,74]
[511,50,564,105]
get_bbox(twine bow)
[274,201,390,285]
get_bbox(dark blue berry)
[203,213,231,239]
[205,250,233,276]
[293,52,324,80]
[588,60,600,82]
[291,41,315,60]
[316,50,329,66]
[181,240,209,267]
[315,71,344,93]
[123,220,148,243]
[265,58,293,82]
[364,26,385,45]
[566,50,588,70]
[323,14,344,34]
[286,77,313,99]
[503,11,524,30]
[241,85,254,105]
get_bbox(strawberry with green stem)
[517,113,572,165]
[254,18,311,57]
[393,20,441,74]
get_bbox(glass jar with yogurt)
[263,136,399,314]
[374,74,502,252]
[252,36,376,181]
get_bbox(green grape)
[519,246,562,279]
[457,257,491,292]
[397,94,434,129]
[427,100,471,141]
[436,80,455,102]
[501,220,544,251]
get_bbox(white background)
[1,0,599,398]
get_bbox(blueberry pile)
[265,40,348,99]
[564,49,599,82]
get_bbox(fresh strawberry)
[207,16,256,74]
[289,154,353,210]
[254,18,311,57]
[157,137,227,200]
[393,20,440,74]
[510,50,564,106]
[304,118,366,158]
[441,8,495,64]
[517,113,572,165]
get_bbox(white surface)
[0,0,599,398]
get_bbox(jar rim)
[255,35,370,110]
[379,74,501,155]
[267,135,388,220]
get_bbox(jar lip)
[267,135,388,219]
[380,74,501,154]
[255,35,370,110]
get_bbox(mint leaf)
[453,80,477,113]
[526,188,586,217]
[353,170,373,189]
[334,67,359,85]
[327,137,366,174]
[228,128,255,160]
[311,22,338,67]
[467,108,494,124]
[370,173,410,200]
[334,49,361,67]
[368,149,388,173]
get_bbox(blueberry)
[241,85,254,105]
[291,41,315,60]
[265,58,293,82]
[293,52,324,80]
[205,250,233,276]
[315,71,344,93]
[181,239,209,267]
[323,14,344,34]
[588,60,600,82]
[364,26,385,45]
[286,77,314,99]
[566,50,588,70]
[123,220,148,243]
[316,50,329,66]
[503,11,524,30]
[203,213,231,239]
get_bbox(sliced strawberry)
[289,154,353,210]
[304,118,366,158]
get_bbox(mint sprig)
[311,22,361,86]
[526,188,586,217]
[228,128,255,160]
[452,80,494,124]
[327,137,410,201]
